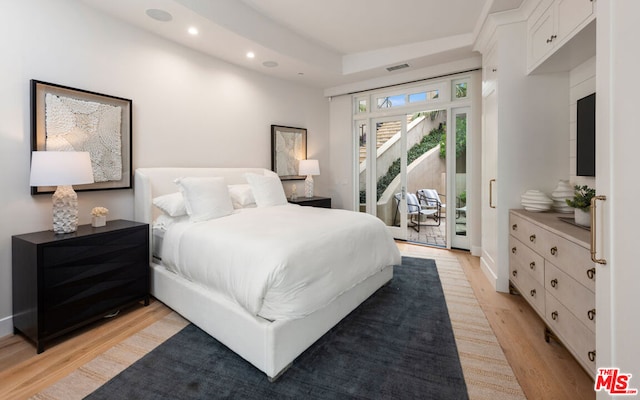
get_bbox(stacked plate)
[521,190,553,212]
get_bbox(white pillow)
[228,184,256,209]
[175,177,234,222]
[244,173,288,207]
[153,192,187,217]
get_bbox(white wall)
[569,56,596,188]
[0,0,329,336]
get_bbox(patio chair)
[417,189,445,226]
[393,192,439,232]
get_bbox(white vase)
[574,208,591,227]
[91,215,106,227]
[551,180,574,213]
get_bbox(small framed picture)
[31,80,133,194]
[271,125,307,180]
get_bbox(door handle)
[489,179,496,209]
[590,195,607,265]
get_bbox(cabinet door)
[528,3,555,67]
[556,0,593,42]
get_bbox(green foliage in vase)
[565,185,596,211]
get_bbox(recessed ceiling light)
[246,52,255,59]
[146,9,173,22]
[262,61,278,68]
[188,27,199,35]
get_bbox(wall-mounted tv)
[576,92,595,177]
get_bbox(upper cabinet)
[527,0,595,73]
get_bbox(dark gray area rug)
[86,257,468,399]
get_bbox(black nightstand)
[12,219,149,353]
[288,196,332,208]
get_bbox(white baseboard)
[0,314,13,339]
[471,245,482,257]
[480,255,498,291]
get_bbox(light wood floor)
[0,243,594,399]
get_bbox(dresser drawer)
[545,262,595,332]
[538,231,595,292]
[509,213,548,256]
[546,293,596,374]
[509,236,545,285]
[510,263,545,317]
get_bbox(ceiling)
[79,0,524,89]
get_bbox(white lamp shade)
[299,159,320,176]
[30,151,95,187]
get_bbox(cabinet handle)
[591,196,608,265]
[587,267,596,280]
[489,179,496,208]
[551,34,557,40]
[530,289,536,297]
[551,311,558,320]
[512,270,518,277]
[550,246,558,256]
[588,350,596,362]
[530,262,535,270]
[550,278,558,288]
[588,309,596,321]
[512,247,517,254]
[492,68,497,72]
[512,223,518,231]
[546,37,553,43]
[529,234,536,242]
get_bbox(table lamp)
[29,151,95,234]
[298,159,320,198]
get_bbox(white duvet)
[161,204,401,321]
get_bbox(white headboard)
[134,167,272,224]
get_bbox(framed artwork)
[271,125,307,180]
[30,80,133,194]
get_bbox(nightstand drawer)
[288,196,331,208]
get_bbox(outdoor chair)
[417,189,444,226]
[393,192,439,232]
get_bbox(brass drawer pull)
[550,246,558,256]
[550,278,558,288]
[529,234,536,242]
[551,311,558,320]
[512,270,518,277]
[529,262,535,270]
[512,223,518,231]
[588,309,596,321]
[587,268,596,280]
[588,350,596,362]
[512,247,517,254]
[530,289,536,297]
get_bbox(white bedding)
[161,204,401,321]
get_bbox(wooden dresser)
[508,209,595,375]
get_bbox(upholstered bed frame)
[133,167,393,380]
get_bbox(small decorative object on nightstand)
[12,220,149,353]
[289,196,331,208]
[298,159,320,198]
[291,184,298,200]
[91,207,109,227]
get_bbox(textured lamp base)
[52,185,79,234]
[304,175,314,198]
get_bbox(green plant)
[565,185,596,211]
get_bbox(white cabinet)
[527,0,595,71]
[477,20,569,292]
[509,210,596,375]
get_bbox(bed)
[134,167,401,380]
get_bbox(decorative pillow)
[228,184,256,209]
[174,177,234,222]
[244,173,288,207]
[153,192,187,217]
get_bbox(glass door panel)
[451,107,470,250]
[357,120,368,214]
[405,110,447,247]
[372,116,407,240]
